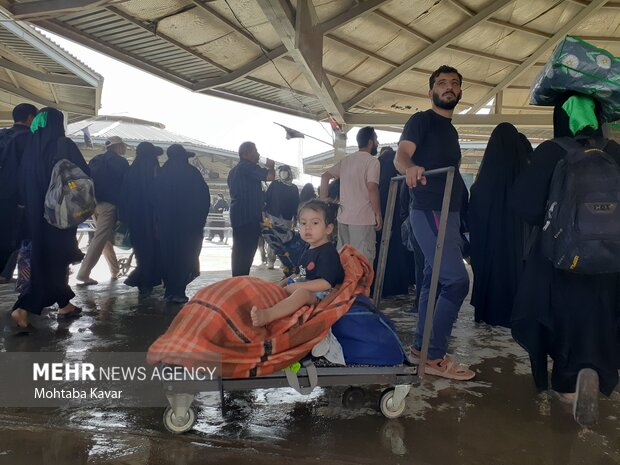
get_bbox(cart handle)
[391,166,454,182]
[372,166,456,379]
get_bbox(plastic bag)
[530,36,620,122]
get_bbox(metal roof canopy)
[3,0,619,139]
[0,8,102,124]
[66,114,238,154]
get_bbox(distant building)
[68,115,240,195]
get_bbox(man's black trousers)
[231,221,260,276]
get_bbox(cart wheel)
[163,405,197,434]
[342,387,365,409]
[379,388,406,419]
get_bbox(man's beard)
[432,90,461,110]
[371,144,378,156]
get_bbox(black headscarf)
[22,108,67,210]
[121,142,163,290]
[469,122,533,327]
[20,108,89,226]
[155,145,210,233]
[121,142,161,218]
[14,108,89,314]
[299,183,316,204]
[154,145,210,296]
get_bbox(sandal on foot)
[409,346,421,363]
[550,390,575,405]
[410,347,456,365]
[10,309,29,329]
[574,368,599,427]
[424,357,475,381]
[57,306,82,320]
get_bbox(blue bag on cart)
[331,295,406,366]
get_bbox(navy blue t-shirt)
[227,160,268,228]
[400,109,464,211]
[299,242,344,287]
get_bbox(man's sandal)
[423,358,476,381]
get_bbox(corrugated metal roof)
[66,115,238,158]
[4,0,619,138]
[0,10,102,124]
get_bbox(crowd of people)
[0,106,211,329]
[228,65,619,425]
[0,63,618,426]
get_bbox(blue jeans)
[411,210,469,359]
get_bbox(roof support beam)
[257,0,345,123]
[0,79,95,115]
[467,0,609,114]
[494,91,503,114]
[0,57,92,86]
[106,5,228,72]
[10,0,112,19]
[36,18,194,89]
[201,88,319,120]
[324,36,511,89]
[344,113,552,127]
[0,11,101,88]
[5,69,20,89]
[192,45,287,91]
[568,0,620,7]
[447,0,552,39]
[344,0,512,109]
[580,35,620,43]
[191,1,262,47]
[320,0,390,33]
[373,10,522,66]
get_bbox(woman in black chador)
[154,144,210,303]
[11,108,86,328]
[469,122,532,327]
[121,142,163,298]
[299,183,316,204]
[511,95,620,424]
[373,147,410,297]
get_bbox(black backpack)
[542,137,620,274]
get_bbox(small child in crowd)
[251,199,344,326]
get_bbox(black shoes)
[165,295,188,304]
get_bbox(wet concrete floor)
[0,242,619,465]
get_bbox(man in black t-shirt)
[395,65,473,381]
[227,141,275,276]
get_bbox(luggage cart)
[161,167,456,434]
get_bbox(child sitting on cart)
[251,199,344,326]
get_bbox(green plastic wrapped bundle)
[530,36,620,122]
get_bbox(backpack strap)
[550,137,582,154]
[552,136,609,153]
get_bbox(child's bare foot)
[251,306,272,327]
[11,308,29,328]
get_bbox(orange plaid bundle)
[147,245,373,377]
